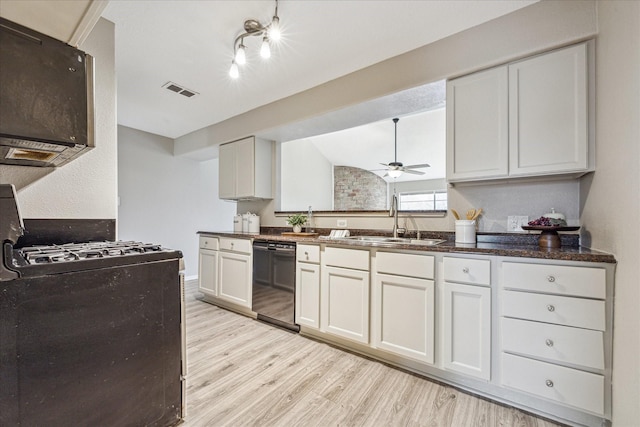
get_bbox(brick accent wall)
[334,166,387,210]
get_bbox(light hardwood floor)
[183,280,561,427]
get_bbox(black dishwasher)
[252,240,299,332]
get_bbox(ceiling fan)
[372,118,430,178]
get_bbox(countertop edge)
[197,231,617,264]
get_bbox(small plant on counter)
[286,213,307,227]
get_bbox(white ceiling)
[0,0,537,141]
[99,0,536,139]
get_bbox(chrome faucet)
[389,193,406,238]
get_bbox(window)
[398,190,447,211]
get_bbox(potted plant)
[286,213,307,233]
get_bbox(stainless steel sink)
[339,236,446,246]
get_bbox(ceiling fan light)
[260,36,271,59]
[235,42,246,65]
[388,169,403,178]
[229,61,239,79]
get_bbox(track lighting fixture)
[229,0,281,79]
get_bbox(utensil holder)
[455,220,476,244]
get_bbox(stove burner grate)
[19,241,167,264]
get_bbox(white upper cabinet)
[509,43,589,176]
[218,136,273,200]
[446,42,592,183]
[218,142,236,199]
[446,66,509,180]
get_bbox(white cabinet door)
[446,66,509,181]
[321,265,370,344]
[295,261,320,329]
[373,273,435,363]
[218,142,236,199]
[234,137,255,198]
[198,248,218,297]
[218,137,273,200]
[218,251,252,308]
[509,43,588,176]
[442,282,491,380]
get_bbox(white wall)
[5,18,117,218]
[582,2,640,424]
[117,126,236,278]
[280,139,333,211]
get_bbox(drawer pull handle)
[545,380,554,388]
[462,267,469,274]
[547,304,555,312]
[547,275,556,282]
[545,339,554,347]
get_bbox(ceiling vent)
[162,81,198,98]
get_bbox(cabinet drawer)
[297,244,320,264]
[502,290,604,331]
[199,236,219,250]
[376,251,434,279]
[323,246,369,271]
[219,237,252,254]
[502,318,604,370]
[502,353,604,415]
[502,262,605,299]
[444,257,490,285]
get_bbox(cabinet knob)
[462,267,469,274]
[547,304,555,312]
[204,241,208,245]
[545,339,554,347]
[231,242,234,248]
[547,275,556,282]
[545,379,554,388]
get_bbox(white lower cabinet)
[198,249,218,296]
[291,242,614,426]
[500,260,609,417]
[373,251,435,364]
[321,265,370,343]
[442,282,491,380]
[198,236,219,297]
[373,273,435,363]
[217,238,252,308]
[442,256,492,380]
[295,244,321,329]
[502,353,604,415]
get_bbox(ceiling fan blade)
[369,168,388,172]
[404,163,431,169]
[403,169,425,175]
[380,163,391,167]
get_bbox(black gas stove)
[0,184,185,427]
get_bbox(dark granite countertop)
[198,228,616,264]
